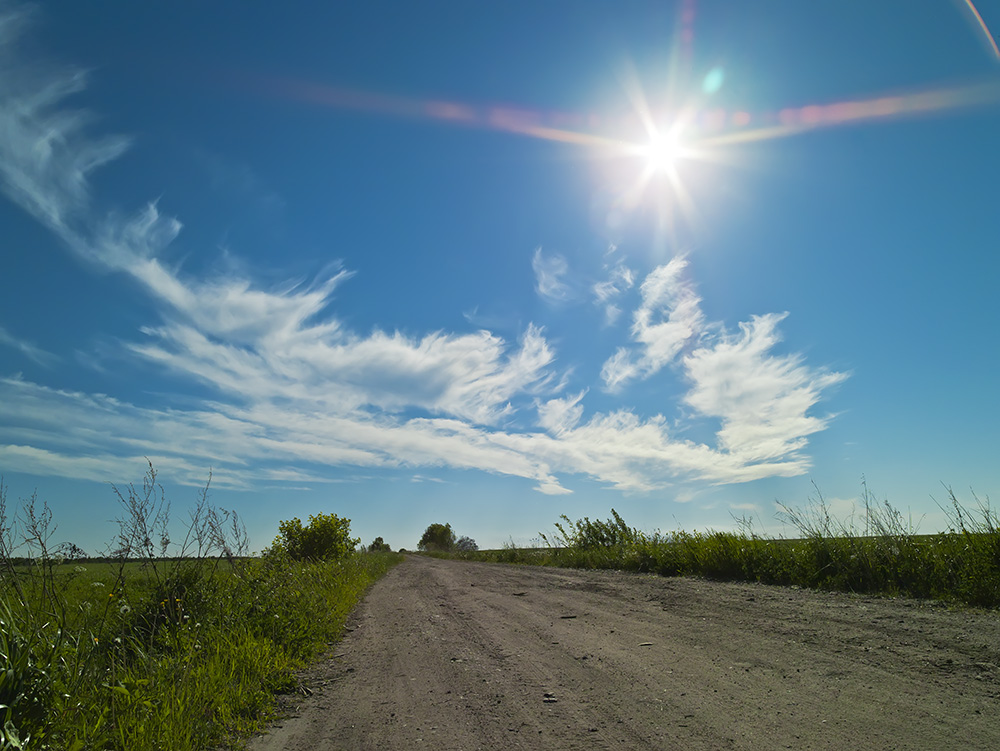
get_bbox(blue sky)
[1,0,998,554]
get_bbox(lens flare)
[698,79,1000,149]
[960,0,1000,61]
[230,0,1000,250]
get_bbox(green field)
[439,490,1000,609]
[1,475,401,751]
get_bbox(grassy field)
[440,488,1000,609]
[1,471,400,751]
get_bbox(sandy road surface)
[249,555,1000,750]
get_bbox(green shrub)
[367,537,391,553]
[418,523,456,552]
[269,513,359,561]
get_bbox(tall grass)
[454,485,1000,608]
[0,466,400,750]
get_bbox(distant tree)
[269,513,359,561]
[418,523,456,552]
[455,536,478,552]
[368,536,391,552]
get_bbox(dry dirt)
[248,555,1000,750]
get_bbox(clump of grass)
[452,485,1000,609]
[0,465,400,750]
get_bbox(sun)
[639,126,686,173]
[610,117,699,245]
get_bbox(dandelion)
[91,581,105,588]
[119,604,131,615]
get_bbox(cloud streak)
[532,247,570,303]
[592,257,634,325]
[601,255,703,390]
[0,325,56,366]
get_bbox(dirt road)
[249,555,1000,750]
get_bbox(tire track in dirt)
[249,555,1000,750]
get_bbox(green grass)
[0,469,401,751]
[445,487,1000,609]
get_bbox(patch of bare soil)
[248,555,1000,750]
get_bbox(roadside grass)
[0,468,401,751]
[445,487,1000,609]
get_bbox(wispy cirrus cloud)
[531,247,570,303]
[132,320,559,425]
[0,325,57,366]
[0,5,129,241]
[682,313,848,462]
[0,375,569,493]
[601,254,703,391]
[592,257,634,325]
[527,404,818,492]
[589,256,845,484]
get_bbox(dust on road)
[249,554,1000,750]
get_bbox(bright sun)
[609,114,702,247]
[640,127,685,173]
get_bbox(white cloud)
[130,319,557,426]
[602,303,622,326]
[578,260,845,486]
[531,247,570,302]
[600,255,703,391]
[0,325,56,366]
[0,6,130,243]
[537,390,586,435]
[592,259,634,324]
[522,406,813,492]
[0,444,212,486]
[0,374,571,493]
[682,313,848,463]
[599,348,639,392]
